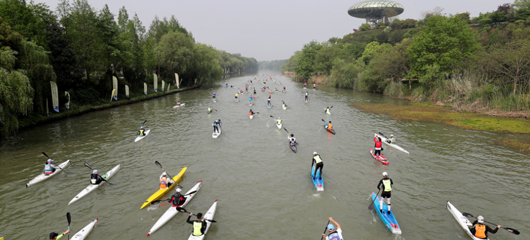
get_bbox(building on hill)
[348,0,404,25]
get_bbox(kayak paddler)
[313,83,316,89]
[377,172,393,214]
[249,109,254,116]
[187,212,207,236]
[276,117,282,126]
[304,82,307,87]
[138,126,146,136]
[267,97,272,107]
[282,103,287,109]
[322,217,343,240]
[325,121,333,131]
[311,151,323,180]
[288,133,296,146]
[44,159,58,175]
[159,171,172,189]
[387,134,396,144]
[470,215,500,239]
[90,169,107,185]
[283,86,286,91]
[49,230,70,240]
[325,107,331,115]
[253,88,257,94]
[249,95,252,102]
[207,106,214,114]
[374,136,383,156]
[212,92,216,99]
[305,91,309,101]
[168,187,187,207]
[235,92,239,100]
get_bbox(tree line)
[0,0,258,137]
[283,1,530,113]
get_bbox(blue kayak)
[371,192,402,234]
[310,166,324,191]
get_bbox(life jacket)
[328,124,333,130]
[474,224,487,239]
[283,104,286,108]
[326,109,330,113]
[249,112,253,116]
[328,232,341,240]
[390,138,395,143]
[139,129,144,136]
[160,177,168,189]
[208,108,211,112]
[382,179,392,192]
[305,92,308,96]
[172,193,185,206]
[193,221,203,236]
[235,93,238,97]
[90,174,99,184]
[270,90,273,94]
[277,120,282,124]
[44,164,54,174]
[314,155,322,164]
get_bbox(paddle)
[462,212,520,235]
[154,161,174,181]
[66,212,71,240]
[368,189,382,210]
[151,190,198,204]
[83,163,114,185]
[320,220,331,240]
[41,152,66,171]
[176,207,217,222]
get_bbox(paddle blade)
[321,119,325,122]
[462,212,474,218]
[155,161,162,169]
[504,227,520,235]
[142,120,147,125]
[42,152,50,159]
[84,162,93,170]
[66,212,71,225]
[368,202,375,210]
[207,219,217,223]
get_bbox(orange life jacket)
[328,124,333,130]
[160,177,168,189]
[475,224,486,239]
[249,112,253,116]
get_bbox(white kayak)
[212,127,222,138]
[26,160,71,188]
[72,218,98,240]
[282,106,286,110]
[277,123,282,129]
[147,181,203,236]
[135,129,151,142]
[188,199,218,240]
[173,103,185,109]
[68,164,121,205]
[374,133,409,154]
[447,201,486,240]
[249,115,253,120]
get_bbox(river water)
[0,72,528,240]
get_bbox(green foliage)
[0,0,48,49]
[259,60,288,71]
[407,15,480,79]
[293,41,322,80]
[361,42,392,65]
[360,23,371,31]
[329,58,362,89]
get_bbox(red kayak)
[370,149,389,165]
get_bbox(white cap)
[477,215,484,223]
[176,188,182,192]
[313,151,317,155]
[382,172,388,177]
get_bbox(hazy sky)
[36,0,506,61]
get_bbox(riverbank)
[351,101,530,153]
[18,84,201,130]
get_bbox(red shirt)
[374,137,382,148]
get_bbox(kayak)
[447,201,485,240]
[375,133,409,154]
[310,166,324,191]
[188,199,218,240]
[140,167,187,209]
[282,105,286,110]
[371,192,401,234]
[324,125,335,135]
[249,115,253,120]
[305,100,308,103]
[277,123,282,129]
[248,102,253,106]
[267,105,272,109]
[212,126,222,138]
[212,99,216,103]
[369,149,389,165]
[290,143,297,153]
[26,160,71,188]
[208,110,212,114]
[72,218,98,240]
[147,181,203,236]
[68,164,121,205]
[135,129,151,142]
[173,103,185,109]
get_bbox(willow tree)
[154,30,194,79]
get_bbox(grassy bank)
[351,102,530,154]
[18,85,200,130]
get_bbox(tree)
[293,41,322,80]
[513,0,530,9]
[360,23,371,31]
[407,15,480,80]
[0,0,48,49]
[488,40,530,94]
[361,41,392,65]
[154,31,194,79]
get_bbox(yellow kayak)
[140,167,187,209]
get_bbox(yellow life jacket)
[208,107,211,112]
[139,129,144,135]
[382,179,392,192]
[160,177,168,189]
[326,109,330,113]
[475,224,487,239]
[314,155,322,163]
[193,221,203,236]
[277,120,281,124]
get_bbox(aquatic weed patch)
[351,103,530,134]
[491,139,530,154]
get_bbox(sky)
[36,0,506,61]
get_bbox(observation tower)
[348,0,404,24]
